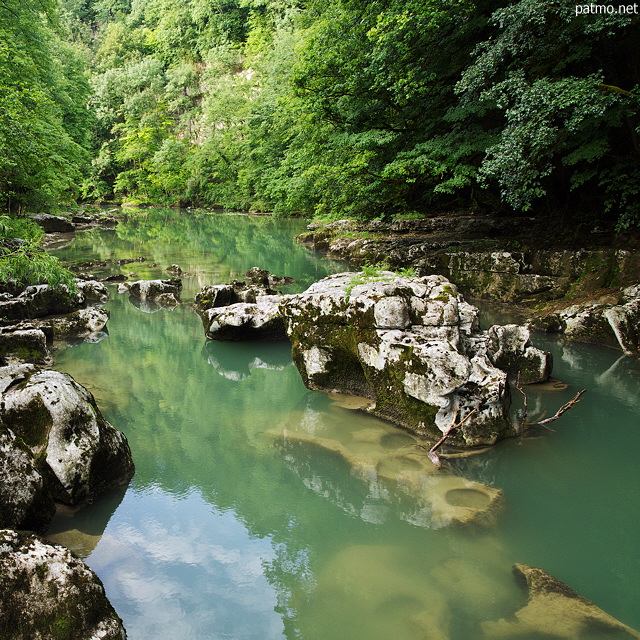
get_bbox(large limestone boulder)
[127,278,182,304]
[0,529,127,640]
[203,297,288,341]
[0,364,134,505]
[0,426,55,532]
[482,563,640,639]
[281,272,518,446]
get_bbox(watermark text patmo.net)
[575,2,638,14]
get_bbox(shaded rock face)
[535,284,640,354]
[0,426,55,532]
[76,280,110,303]
[0,328,49,365]
[281,272,524,446]
[0,284,83,322]
[0,529,127,640]
[487,324,553,384]
[482,563,640,639]
[127,278,182,304]
[28,213,75,233]
[0,364,135,505]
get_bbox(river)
[48,208,640,640]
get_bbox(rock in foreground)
[281,272,550,446]
[0,426,55,532]
[0,364,134,505]
[0,529,126,640]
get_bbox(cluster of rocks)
[28,211,118,234]
[534,284,640,355]
[194,267,293,340]
[1,215,132,638]
[0,365,134,639]
[195,269,550,446]
[118,277,182,310]
[0,281,111,365]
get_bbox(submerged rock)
[0,529,127,640]
[0,364,134,505]
[0,426,55,532]
[281,272,527,446]
[482,563,640,639]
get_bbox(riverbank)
[296,216,640,355]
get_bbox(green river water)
[48,208,640,640]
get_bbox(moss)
[434,294,449,302]
[3,395,52,448]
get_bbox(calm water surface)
[49,209,640,639]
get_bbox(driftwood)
[418,408,478,469]
[419,376,586,468]
[516,373,586,432]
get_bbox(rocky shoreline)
[296,217,640,356]
[0,213,133,638]
[1,210,639,638]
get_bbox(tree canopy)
[1,0,639,228]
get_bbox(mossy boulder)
[28,213,75,233]
[0,426,55,532]
[0,328,49,365]
[0,529,127,640]
[281,272,518,447]
[0,364,134,505]
[0,285,83,322]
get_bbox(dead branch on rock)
[418,408,478,469]
[515,373,586,432]
[536,389,586,425]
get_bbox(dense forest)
[1,0,639,228]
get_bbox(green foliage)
[0,217,77,291]
[458,0,640,225]
[17,0,638,228]
[0,0,93,214]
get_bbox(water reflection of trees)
[53,209,345,294]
